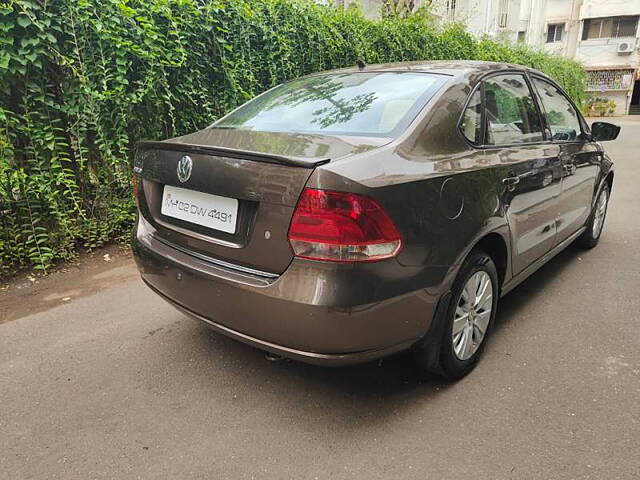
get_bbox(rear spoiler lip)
[137,141,330,169]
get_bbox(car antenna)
[356,59,366,70]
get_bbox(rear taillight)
[288,188,402,263]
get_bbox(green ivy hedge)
[0,0,585,274]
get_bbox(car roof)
[319,60,544,78]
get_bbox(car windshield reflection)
[212,72,447,137]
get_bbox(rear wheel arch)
[605,171,614,193]
[413,230,508,375]
[471,232,509,291]
[443,228,510,295]
[418,248,500,378]
[591,170,613,210]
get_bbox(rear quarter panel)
[311,75,514,298]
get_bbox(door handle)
[503,176,520,190]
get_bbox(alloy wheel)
[452,271,493,361]
[592,188,608,239]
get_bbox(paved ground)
[2,119,640,480]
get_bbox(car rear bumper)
[142,280,418,366]
[132,216,441,365]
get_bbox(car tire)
[575,183,609,250]
[426,250,499,380]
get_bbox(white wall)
[431,0,492,36]
[576,39,640,68]
[337,0,432,19]
[431,0,522,40]
[580,0,640,20]
[518,0,584,57]
[611,91,629,116]
[355,0,383,18]
[540,0,573,52]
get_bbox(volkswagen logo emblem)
[177,155,192,183]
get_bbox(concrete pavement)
[1,119,640,479]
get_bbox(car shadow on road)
[182,244,583,410]
[492,244,582,332]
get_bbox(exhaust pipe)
[264,351,284,362]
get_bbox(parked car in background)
[132,61,619,378]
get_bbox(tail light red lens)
[288,188,402,263]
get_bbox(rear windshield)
[212,72,448,138]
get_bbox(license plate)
[161,185,238,234]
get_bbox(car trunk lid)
[136,128,388,275]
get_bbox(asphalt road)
[2,119,640,480]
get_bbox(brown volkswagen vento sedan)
[132,61,619,378]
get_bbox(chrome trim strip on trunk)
[152,234,281,279]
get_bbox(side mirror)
[591,122,620,142]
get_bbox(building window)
[446,0,456,20]
[582,16,639,40]
[546,24,564,43]
[585,69,634,92]
[497,0,509,28]
[518,31,526,43]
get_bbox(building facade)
[319,0,430,18]
[324,0,640,115]
[431,0,523,39]
[440,0,640,115]
[519,0,640,116]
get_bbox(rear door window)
[484,74,544,145]
[532,77,583,142]
[460,89,482,144]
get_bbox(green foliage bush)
[0,0,585,274]
[584,96,616,117]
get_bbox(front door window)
[532,77,583,142]
[484,74,544,146]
